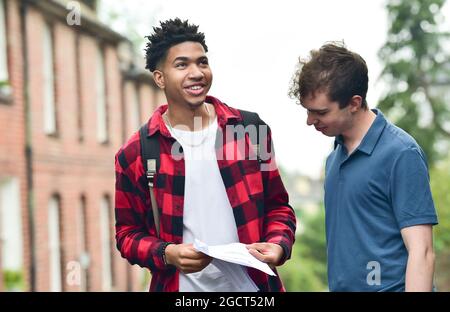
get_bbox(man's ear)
[349,95,363,113]
[153,70,165,89]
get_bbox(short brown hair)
[289,42,369,109]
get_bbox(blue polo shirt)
[324,109,438,291]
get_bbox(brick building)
[0,0,164,291]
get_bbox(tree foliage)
[278,207,328,291]
[378,0,450,166]
[430,158,450,290]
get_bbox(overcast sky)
[99,0,449,178]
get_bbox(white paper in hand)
[193,238,276,276]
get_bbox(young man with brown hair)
[290,42,438,292]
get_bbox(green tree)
[378,0,450,166]
[98,0,161,50]
[430,158,450,291]
[379,0,450,291]
[278,207,328,291]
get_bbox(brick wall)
[0,0,29,292]
[0,0,163,291]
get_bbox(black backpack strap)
[139,121,160,176]
[139,121,161,237]
[238,109,262,162]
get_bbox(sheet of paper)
[211,259,259,292]
[193,238,276,276]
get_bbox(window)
[96,46,108,143]
[131,84,141,131]
[100,195,113,291]
[75,35,84,142]
[48,195,62,292]
[78,196,89,291]
[0,177,24,291]
[0,0,11,97]
[43,22,57,135]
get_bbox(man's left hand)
[246,243,284,267]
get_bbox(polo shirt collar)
[334,108,387,155]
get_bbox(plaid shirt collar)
[147,95,242,138]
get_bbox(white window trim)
[78,197,88,292]
[48,196,62,292]
[0,0,10,86]
[96,46,108,143]
[43,23,56,135]
[100,196,112,291]
[0,178,24,273]
[131,84,141,130]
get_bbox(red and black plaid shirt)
[115,95,296,292]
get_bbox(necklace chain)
[164,104,212,148]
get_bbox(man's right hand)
[165,243,212,274]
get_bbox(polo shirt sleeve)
[389,147,438,229]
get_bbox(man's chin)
[322,131,335,137]
[186,97,207,109]
[319,130,335,137]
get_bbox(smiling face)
[302,91,356,137]
[153,41,213,109]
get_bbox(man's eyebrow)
[172,56,208,63]
[172,56,189,63]
[308,108,329,113]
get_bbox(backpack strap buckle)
[146,159,156,187]
[252,144,261,163]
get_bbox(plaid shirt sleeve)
[114,132,168,272]
[259,122,297,265]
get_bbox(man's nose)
[306,113,316,126]
[188,65,204,79]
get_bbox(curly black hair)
[144,18,208,72]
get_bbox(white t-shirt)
[167,117,258,292]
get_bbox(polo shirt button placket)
[338,165,344,186]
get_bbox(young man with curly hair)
[290,42,438,291]
[115,18,296,292]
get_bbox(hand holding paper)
[193,239,276,276]
[246,242,284,268]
